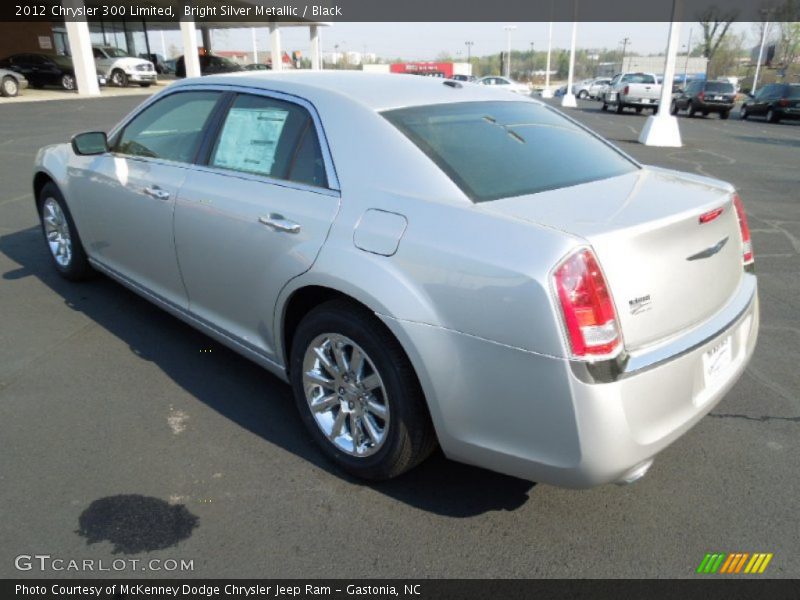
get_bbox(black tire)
[1,75,19,97]
[688,101,696,117]
[601,102,608,111]
[720,110,730,120]
[139,83,152,88]
[670,100,678,115]
[702,110,709,117]
[577,90,588,99]
[37,182,94,281]
[110,69,128,87]
[739,106,748,120]
[290,299,437,481]
[615,103,624,114]
[766,109,779,124]
[61,73,76,91]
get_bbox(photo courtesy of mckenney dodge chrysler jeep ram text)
[32,72,758,488]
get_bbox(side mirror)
[71,131,108,156]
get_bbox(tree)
[774,0,800,69]
[697,8,738,75]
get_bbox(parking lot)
[0,95,798,579]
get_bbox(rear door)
[174,91,340,360]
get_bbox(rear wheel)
[290,300,437,480]
[688,101,696,117]
[37,183,93,281]
[670,100,678,115]
[766,109,780,123]
[1,76,19,97]
[61,74,76,91]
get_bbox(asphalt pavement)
[0,95,798,579]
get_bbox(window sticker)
[214,107,289,176]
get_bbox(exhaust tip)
[615,459,654,486]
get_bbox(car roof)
[171,71,538,112]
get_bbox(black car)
[740,83,800,123]
[0,53,106,91]
[139,53,172,75]
[671,80,736,119]
[175,54,244,78]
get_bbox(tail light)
[553,248,622,359]
[732,194,754,267]
[778,98,789,107]
[623,85,629,95]
[698,91,705,101]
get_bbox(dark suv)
[740,83,800,123]
[671,80,736,119]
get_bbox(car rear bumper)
[380,274,758,488]
[695,101,735,112]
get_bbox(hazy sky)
[150,22,760,60]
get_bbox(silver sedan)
[32,72,758,487]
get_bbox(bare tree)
[774,0,800,69]
[697,8,739,75]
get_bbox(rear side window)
[705,82,734,93]
[786,85,800,99]
[115,91,221,163]
[383,101,637,203]
[210,94,328,188]
[621,73,655,84]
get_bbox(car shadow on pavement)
[1,226,535,517]
[732,135,800,148]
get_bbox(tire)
[766,109,779,124]
[61,73,76,91]
[702,110,709,117]
[615,103,624,114]
[720,110,730,120]
[37,182,94,281]
[601,102,608,111]
[290,299,437,481]
[110,69,128,87]
[1,75,19,97]
[577,90,588,99]
[670,100,678,115]
[739,106,748,120]
[139,83,152,88]
[688,101,696,117]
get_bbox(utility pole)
[620,36,630,72]
[683,28,692,85]
[465,40,473,63]
[542,21,553,97]
[503,25,516,78]
[753,14,771,95]
[529,42,535,80]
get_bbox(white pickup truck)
[601,72,662,114]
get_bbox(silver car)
[33,72,758,487]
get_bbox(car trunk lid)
[482,168,744,351]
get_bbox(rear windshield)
[382,101,637,203]
[705,81,735,93]
[787,85,800,99]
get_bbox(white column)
[753,21,769,95]
[310,25,321,71]
[251,28,258,64]
[180,19,201,78]
[62,0,99,96]
[269,22,282,71]
[639,18,682,147]
[561,21,578,107]
[541,21,553,98]
[160,31,167,58]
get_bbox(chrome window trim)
[107,83,341,192]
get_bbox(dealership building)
[0,0,327,95]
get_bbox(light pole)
[561,20,578,108]
[753,14,771,95]
[542,21,554,98]
[465,40,474,76]
[682,28,693,86]
[503,25,516,78]
[620,37,630,72]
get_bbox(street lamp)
[753,10,772,95]
[503,25,516,78]
[542,21,554,98]
[561,20,578,108]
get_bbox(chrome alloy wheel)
[302,333,390,457]
[42,198,72,267]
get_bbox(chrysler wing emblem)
[686,236,729,261]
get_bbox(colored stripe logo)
[697,552,773,574]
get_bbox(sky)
[150,22,760,61]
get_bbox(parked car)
[602,72,662,114]
[553,84,568,97]
[139,53,172,75]
[477,75,530,95]
[740,83,800,123]
[244,63,271,71]
[175,54,245,77]
[574,77,612,99]
[92,46,156,87]
[0,53,106,91]
[671,80,736,119]
[451,74,477,83]
[32,73,758,488]
[0,67,27,97]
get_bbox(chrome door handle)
[143,185,170,201]
[258,214,301,234]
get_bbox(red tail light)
[732,194,754,266]
[778,98,789,107]
[698,91,705,100]
[553,248,621,358]
[623,85,629,95]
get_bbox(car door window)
[210,93,328,188]
[115,91,221,163]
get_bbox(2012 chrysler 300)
[33,72,758,487]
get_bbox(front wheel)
[61,73,76,91]
[37,183,93,281]
[290,300,437,480]
[739,106,748,120]
[110,69,128,87]
[688,101,696,117]
[577,90,588,99]
[1,75,19,97]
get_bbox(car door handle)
[258,214,301,234]
[143,185,170,201]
